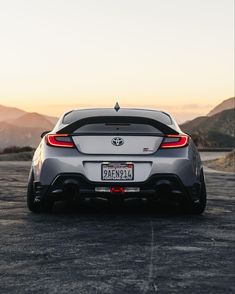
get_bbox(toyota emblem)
[111,137,124,146]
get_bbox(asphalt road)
[0,162,234,294]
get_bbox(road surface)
[0,161,234,293]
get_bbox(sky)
[0,0,234,123]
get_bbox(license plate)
[101,163,134,181]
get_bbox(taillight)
[160,134,189,149]
[46,134,75,148]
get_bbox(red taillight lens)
[160,134,189,149]
[46,134,75,148]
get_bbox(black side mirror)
[41,131,51,138]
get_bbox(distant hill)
[0,121,46,149]
[0,104,26,121]
[0,105,58,148]
[45,115,58,125]
[0,104,58,126]
[181,108,235,148]
[9,112,54,129]
[207,97,235,116]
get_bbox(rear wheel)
[183,170,207,214]
[27,170,54,213]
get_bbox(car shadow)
[41,199,205,220]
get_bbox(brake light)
[160,134,189,149]
[46,134,75,148]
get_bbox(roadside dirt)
[0,162,234,294]
[204,150,235,173]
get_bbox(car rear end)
[29,108,206,213]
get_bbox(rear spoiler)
[57,116,179,135]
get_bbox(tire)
[27,170,54,213]
[183,170,207,214]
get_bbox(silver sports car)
[27,105,207,214]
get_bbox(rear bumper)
[35,154,200,187]
[33,173,201,204]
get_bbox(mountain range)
[0,98,234,149]
[0,106,58,149]
[207,97,234,116]
[0,104,57,125]
[180,107,234,148]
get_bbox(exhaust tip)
[63,179,80,198]
[155,180,172,194]
[63,179,79,186]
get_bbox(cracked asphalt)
[0,161,234,294]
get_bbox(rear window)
[63,110,172,125]
[73,123,162,134]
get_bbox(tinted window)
[63,110,172,125]
[73,123,162,134]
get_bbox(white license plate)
[101,163,134,181]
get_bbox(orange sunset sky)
[0,0,234,123]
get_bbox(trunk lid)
[72,135,163,155]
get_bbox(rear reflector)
[125,187,140,192]
[95,187,110,193]
[160,134,189,149]
[110,187,124,193]
[46,134,75,148]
